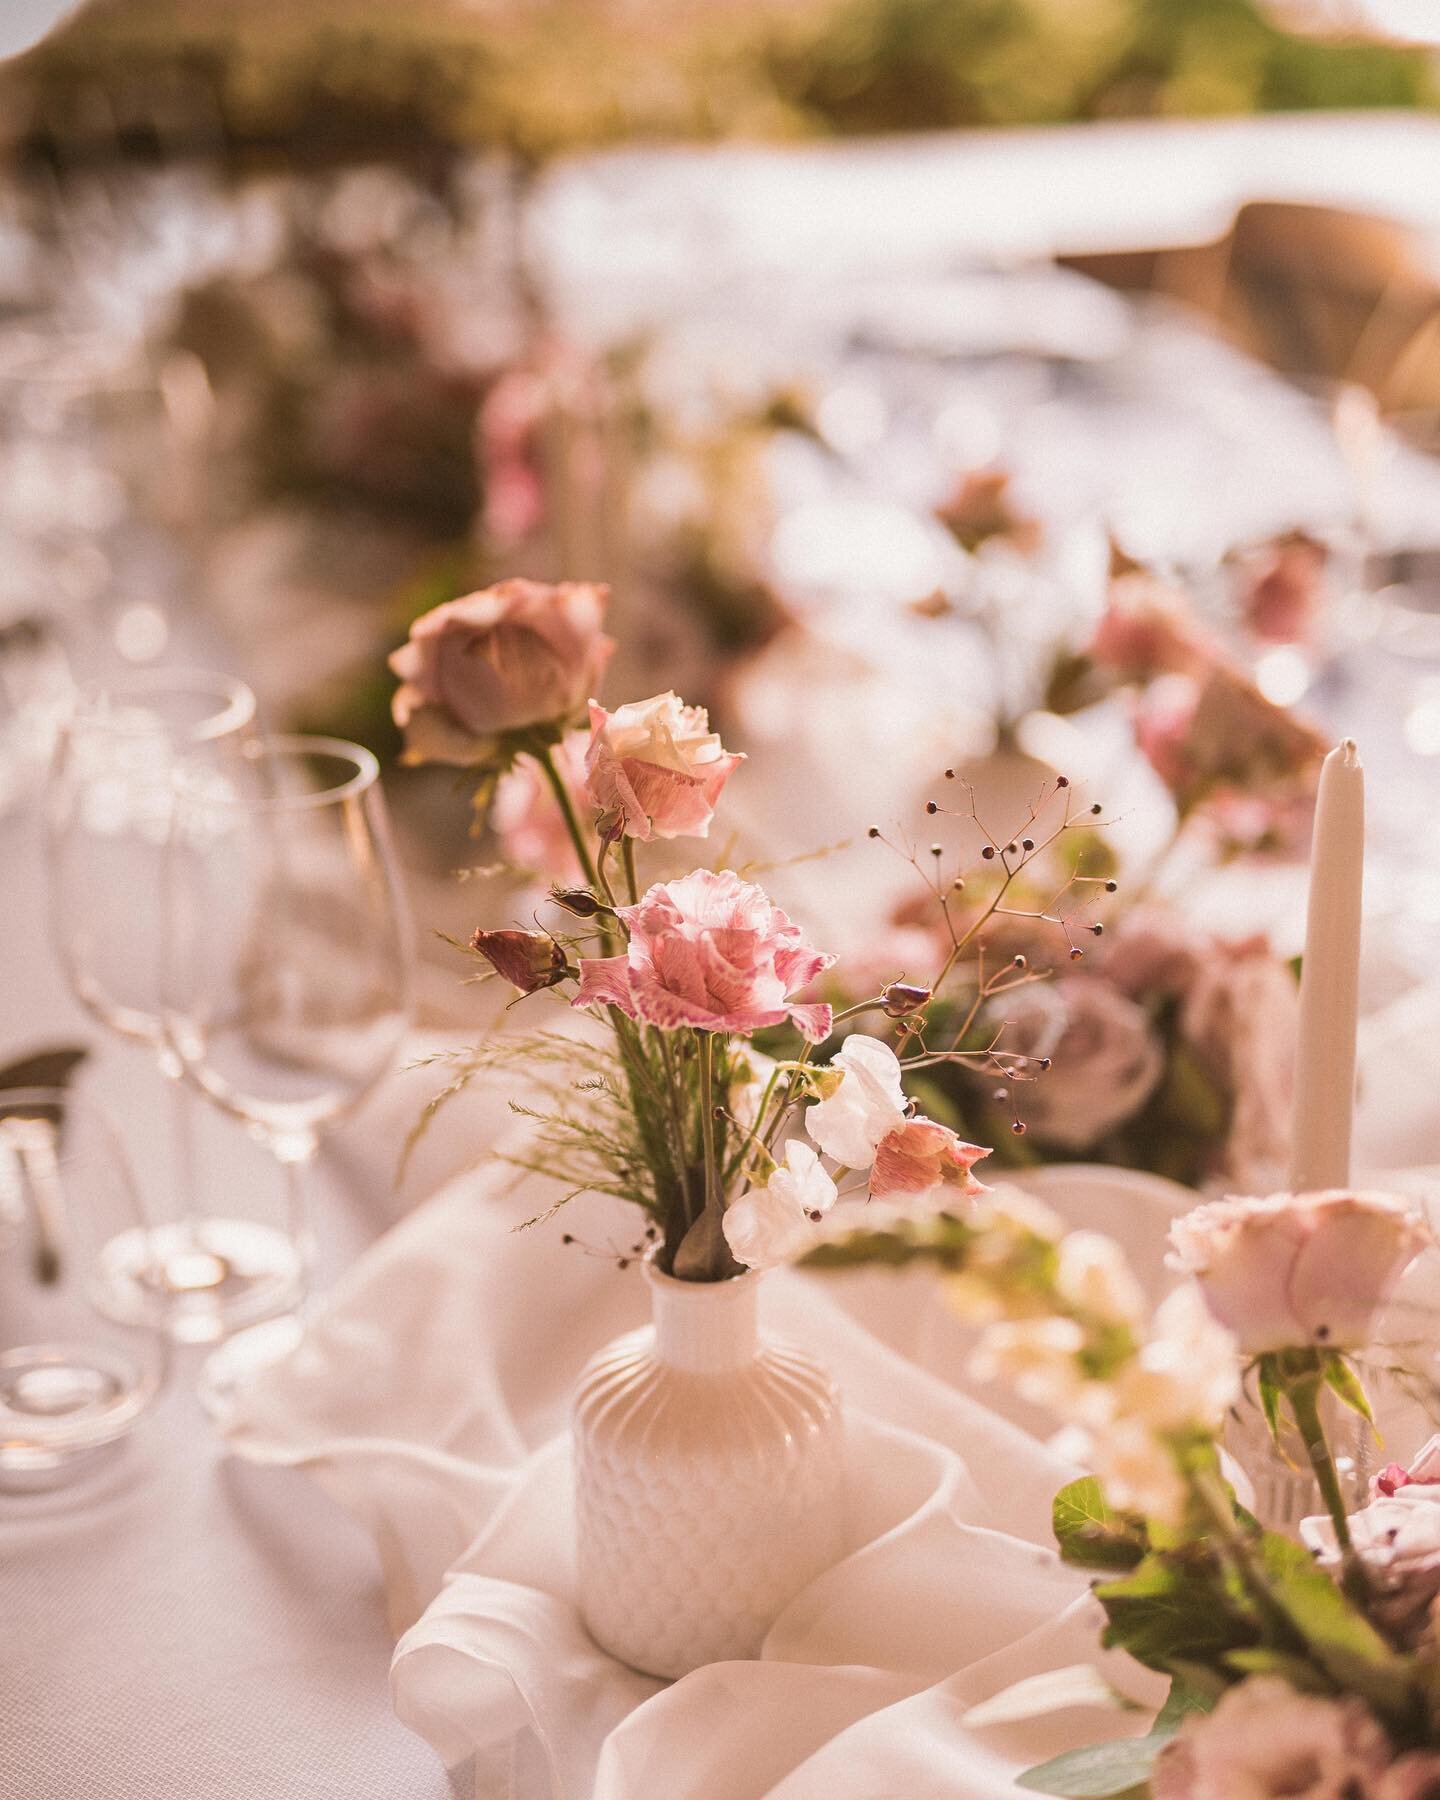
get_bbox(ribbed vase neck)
[646,1259,760,1373]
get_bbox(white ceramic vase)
[572,1255,845,1680]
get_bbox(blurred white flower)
[1112,1283,1240,1436]
[970,1317,1096,1416]
[1087,1415,1186,1523]
[1055,1231,1148,1328]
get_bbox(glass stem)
[273,1141,316,1306]
[159,1051,205,1252]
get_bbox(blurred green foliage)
[5,0,1436,167]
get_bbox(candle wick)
[1338,738,1360,764]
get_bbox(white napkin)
[223,1136,1178,1800]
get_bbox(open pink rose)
[389,579,614,765]
[1234,531,1329,646]
[871,1117,989,1209]
[584,692,743,841]
[573,869,835,1041]
[1168,1190,1429,1356]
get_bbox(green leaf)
[1257,1531,1418,1724]
[1151,1678,1217,1734]
[1257,1355,1284,1444]
[1094,1553,1255,1676]
[1222,1648,1336,1693]
[1053,1478,1148,1572]
[1016,1736,1163,1797]
[962,1666,1142,1730]
[1322,1354,1375,1425]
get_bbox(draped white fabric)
[223,1140,1191,1800]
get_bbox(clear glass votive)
[0,1086,168,1490]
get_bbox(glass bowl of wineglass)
[161,733,413,1413]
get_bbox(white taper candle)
[1289,738,1364,1192]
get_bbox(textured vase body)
[572,1258,844,1679]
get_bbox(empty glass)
[161,734,412,1410]
[45,668,304,1345]
[0,1086,168,1490]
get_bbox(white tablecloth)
[0,803,454,1800]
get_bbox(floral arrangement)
[853,892,1301,1192]
[1051,564,1330,862]
[391,574,1128,1280]
[809,1184,1439,1799]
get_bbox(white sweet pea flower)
[805,1034,907,1169]
[1055,1231,1148,1329]
[723,1141,838,1272]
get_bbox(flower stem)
[1288,1375,1353,1558]
[622,838,640,906]
[535,744,599,891]
[698,1030,720,1221]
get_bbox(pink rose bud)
[550,887,606,918]
[1375,1463,1415,1498]
[880,981,932,1018]
[470,928,570,994]
[389,579,614,766]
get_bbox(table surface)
[0,800,454,1800]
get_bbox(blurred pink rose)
[1103,907,1202,1004]
[1380,1753,1440,1799]
[1168,1190,1428,1356]
[1179,936,1298,1188]
[870,1117,990,1209]
[1234,532,1328,646]
[996,976,1165,1152]
[1153,1677,1392,1799]
[574,869,835,1041]
[491,730,587,879]
[1133,674,1202,798]
[390,579,614,765]
[584,692,743,841]
[1090,573,1215,683]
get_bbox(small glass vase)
[572,1252,845,1680]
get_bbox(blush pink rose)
[1152,1677,1392,1800]
[1234,532,1329,646]
[389,578,614,765]
[871,1117,990,1209]
[1167,1189,1429,1356]
[584,692,743,841]
[573,869,835,1041]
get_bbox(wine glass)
[45,667,304,1345]
[161,734,413,1412]
[0,1085,169,1491]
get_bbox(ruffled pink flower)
[871,1117,990,1209]
[584,693,743,841]
[573,869,835,1041]
[390,579,614,765]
